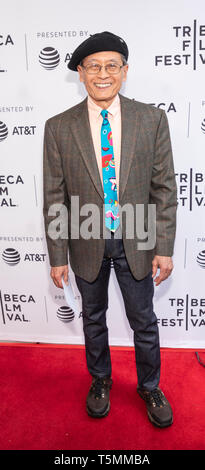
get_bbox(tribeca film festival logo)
[149,102,176,113]
[0,290,35,324]
[0,33,14,73]
[157,295,205,330]
[0,121,36,141]
[0,174,24,207]
[176,169,205,210]
[155,20,205,69]
[1,248,46,265]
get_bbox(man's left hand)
[152,255,173,286]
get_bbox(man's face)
[77,50,128,108]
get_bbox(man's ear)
[77,65,84,83]
[123,64,129,82]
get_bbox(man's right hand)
[50,265,69,289]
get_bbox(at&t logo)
[0,122,36,141]
[57,306,75,323]
[39,47,60,70]
[201,118,205,134]
[2,248,20,265]
[0,122,8,141]
[1,248,46,264]
[196,250,205,269]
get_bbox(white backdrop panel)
[0,0,205,347]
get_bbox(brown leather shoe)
[137,386,173,428]
[86,376,113,418]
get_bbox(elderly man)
[43,31,177,428]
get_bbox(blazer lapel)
[70,97,104,201]
[119,94,141,204]
[70,94,141,204]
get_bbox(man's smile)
[94,83,112,88]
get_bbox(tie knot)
[101,109,109,120]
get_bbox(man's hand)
[50,265,69,289]
[152,255,173,286]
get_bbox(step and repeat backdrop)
[0,0,205,347]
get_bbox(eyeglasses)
[82,63,124,75]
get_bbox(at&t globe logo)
[39,47,60,70]
[2,248,20,265]
[196,250,205,269]
[0,122,8,141]
[201,118,205,134]
[57,306,75,323]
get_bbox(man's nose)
[97,66,110,78]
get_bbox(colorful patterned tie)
[101,109,120,232]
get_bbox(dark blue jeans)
[75,232,160,391]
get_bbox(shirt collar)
[87,93,120,118]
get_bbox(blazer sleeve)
[43,119,69,267]
[149,110,177,257]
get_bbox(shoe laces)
[92,377,106,399]
[148,389,164,408]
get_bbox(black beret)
[68,31,129,71]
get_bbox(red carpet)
[0,343,205,450]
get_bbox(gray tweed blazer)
[43,93,177,282]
